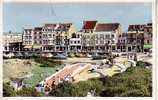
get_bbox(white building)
[22,29,34,50]
[94,23,122,53]
[3,33,22,52]
[69,32,82,53]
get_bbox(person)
[134,53,137,61]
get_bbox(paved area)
[58,57,102,64]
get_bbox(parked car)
[53,53,67,59]
[92,53,106,60]
[3,53,15,58]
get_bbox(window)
[96,40,98,44]
[96,34,98,39]
[77,34,80,38]
[123,40,125,43]
[78,41,80,44]
[106,34,110,38]
[34,41,37,44]
[112,40,114,44]
[49,34,52,38]
[25,36,28,39]
[108,40,110,44]
[100,40,104,44]
[39,41,42,44]
[111,34,114,38]
[118,40,120,43]
[100,34,104,39]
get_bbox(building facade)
[42,24,56,52]
[126,24,145,52]
[81,20,97,53]
[22,23,76,53]
[22,29,34,51]
[3,32,22,52]
[117,33,128,52]
[69,32,82,53]
[143,23,152,51]
[94,23,122,53]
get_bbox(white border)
[3,0,153,3]
[0,0,156,100]
[0,0,3,99]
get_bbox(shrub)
[16,87,44,97]
[3,82,16,97]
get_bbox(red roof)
[95,23,120,32]
[82,21,97,30]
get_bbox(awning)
[24,45,32,49]
[111,44,116,46]
[33,45,42,49]
[144,44,152,49]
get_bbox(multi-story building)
[69,32,82,53]
[127,24,145,52]
[33,27,43,51]
[42,24,57,52]
[117,33,128,52]
[94,23,122,53]
[22,23,76,53]
[81,20,97,53]
[55,23,75,53]
[3,32,22,52]
[143,23,152,52]
[22,29,34,51]
[42,23,76,53]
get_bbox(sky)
[3,3,152,33]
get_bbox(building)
[3,32,22,53]
[42,24,57,52]
[22,29,34,51]
[117,33,128,52]
[22,23,76,53]
[33,27,43,51]
[54,23,76,53]
[143,23,152,52]
[69,32,82,53]
[127,24,145,52]
[42,23,76,53]
[81,20,97,53]
[94,23,122,53]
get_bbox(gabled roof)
[82,21,97,30]
[44,24,57,29]
[128,24,145,31]
[95,23,120,32]
[56,23,72,31]
[43,23,72,31]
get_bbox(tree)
[49,66,152,97]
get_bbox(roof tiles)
[95,23,120,32]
